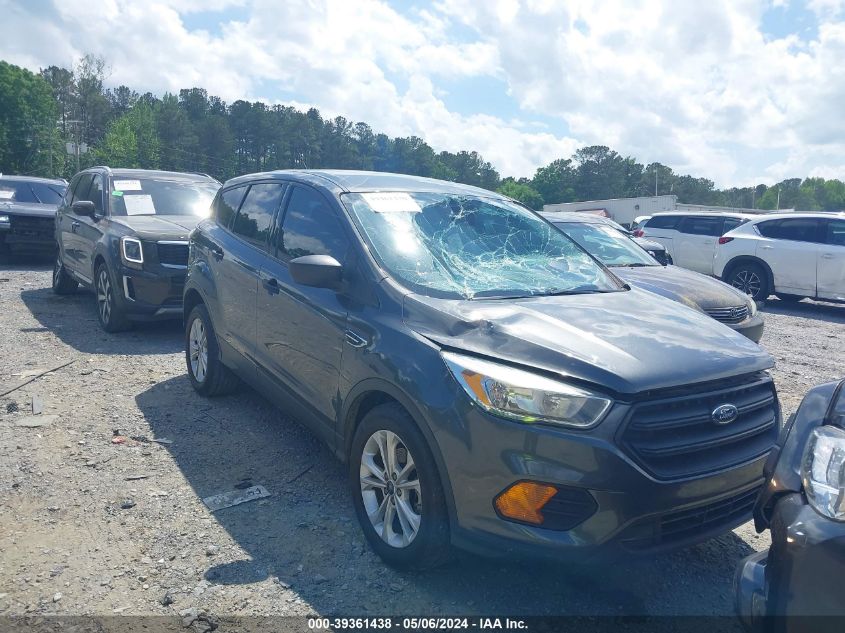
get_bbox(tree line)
[1,57,843,212]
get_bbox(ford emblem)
[712,403,739,425]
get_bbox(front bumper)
[440,399,770,561]
[0,216,56,250]
[118,264,185,320]
[728,312,765,343]
[735,493,845,629]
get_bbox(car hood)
[612,265,750,311]
[111,215,202,240]
[0,202,58,218]
[403,287,772,395]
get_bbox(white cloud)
[0,0,843,185]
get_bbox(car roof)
[648,211,756,219]
[0,174,67,186]
[224,169,507,199]
[743,211,845,223]
[81,167,219,183]
[541,211,611,224]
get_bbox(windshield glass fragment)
[342,192,620,299]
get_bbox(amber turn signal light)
[494,481,557,525]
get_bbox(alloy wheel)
[731,270,761,298]
[189,317,208,383]
[97,268,112,324]
[360,429,422,548]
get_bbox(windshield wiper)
[607,262,656,268]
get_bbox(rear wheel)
[349,403,451,569]
[185,303,239,396]
[728,263,769,302]
[95,263,131,332]
[52,256,78,295]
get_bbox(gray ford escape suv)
[184,170,779,569]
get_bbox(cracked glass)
[342,192,621,299]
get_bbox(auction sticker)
[362,192,421,213]
[113,179,143,191]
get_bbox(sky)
[2,0,844,187]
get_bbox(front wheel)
[350,403,451,569]
[95,263,130,332]
[52,256,78,295]
[728,263,769,302]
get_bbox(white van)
[635,212,754,274]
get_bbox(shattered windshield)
[342,192,621,299]
[554,222,660,268]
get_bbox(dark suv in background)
[184,170,779,570]
[53,167,220,332]
[0,175,67,257]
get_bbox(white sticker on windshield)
[124,194,155,215]
[362,192,421,213]
[0,190,14,200]
[113,179,143,191]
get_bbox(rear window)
[0,179,65,204]
[644,215,681,229]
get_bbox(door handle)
[71,221,80,233]
[760,245,772,250]
[262,277,280,294]
[210,245,224,261]
[821,253,835,259]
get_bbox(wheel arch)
[341,379,458,529]
[722,255,775,292]
[183,288,205,326]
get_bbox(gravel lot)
[1,258,843,625]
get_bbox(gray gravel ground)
[1,258,843,624]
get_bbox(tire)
[349,403,451,570]
[95,262,131,332]
[52,255,78,295]
[185,303,240,396]
[727,262,769,301]
[776,293,803,303]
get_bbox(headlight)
[801,426,845,521]
[121,236,144,264]
[442,352,612,428]
[0,214,9,226]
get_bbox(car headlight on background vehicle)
[802,425,845,521]
[442,352,612,428]
[121,236,144,265]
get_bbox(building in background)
[543,195,787,227]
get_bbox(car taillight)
[718,237,734,245]
[633,229,644,237]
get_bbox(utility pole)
[776,187,780,210]
[655,170,658,196]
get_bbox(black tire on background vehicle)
[185,303,240,396]
[728,262,769,302]
[52,256,78,295]
[349,402,451,570]
[95,262,131,332]
[776,293,804,303]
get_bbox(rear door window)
[230,183,285,249]
[757,218,822,243]
[215,186,248,229]
[678,216,722,236]
[824,219,845,246]
[644,215,681,229]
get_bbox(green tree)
[97,115,139,167]
[497,178,544,209]
[532,158,576,204]
[0,61,59,176]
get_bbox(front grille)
[705,305,749,324]
[156,242,189,267]
[622,485,761,550]
[620,374,778,480]
[10,215,54,239]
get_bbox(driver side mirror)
[71,200,96,218]
[289,254,343,289]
